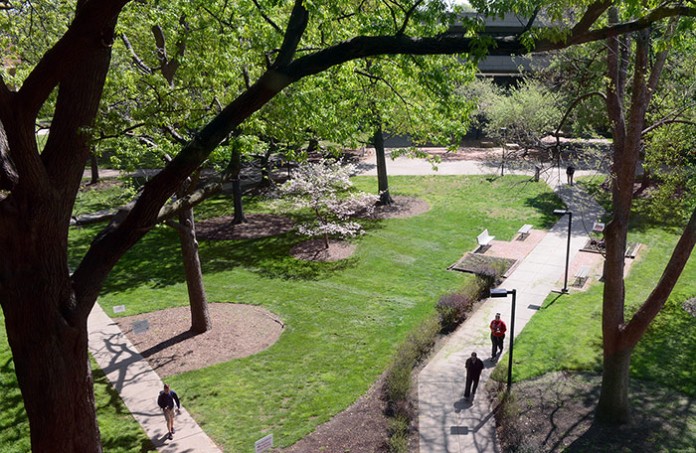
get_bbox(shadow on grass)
[93,367,157,452]
[566,381,696,452]
[0,356,29,449]
[503,372,696,452]
[631,303,696,396]
[524,191,571,228]
[100,226,361,296]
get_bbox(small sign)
[254,434,273,453]
[113,305,126,313]
[132,320,149,334]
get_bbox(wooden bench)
[573,265,590,286]
[517,224,533,240]
[476,229,495,252]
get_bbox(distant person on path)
[566,165,575,185]
[464,352,484,400]
[490,313,507,359]
[158,384,181,440]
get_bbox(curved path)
[89,304,221,452]
[86,148,603,452]
[358,149,605,453]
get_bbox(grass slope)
[69,174,557,450]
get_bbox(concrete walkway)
[85,148,603,453]
[88,304,221,452]
[357,149,605,452]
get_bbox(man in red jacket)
[489,313,507,359]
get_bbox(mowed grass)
[65,174,558,451]
[506,225,696,392]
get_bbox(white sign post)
[113,305,126,314]
[254,434,273,453]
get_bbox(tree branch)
[272,0,309,69]
[120,33,153,75]
[17,0,129,119]
[623,206,696,346]
[396,0,425,35]
[569,0,613,37]
[252,0,283,35]
[554,91,607,140]
[642,119,696,136]
[355,68,411,108]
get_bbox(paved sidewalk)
[85,148,601,453]
[88,304,221,452]
[357,147,606,452]
[416,169,605,452]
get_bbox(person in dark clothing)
[464,352,485,400]
[566,165,575,185]
[157,383,181,440]
[490,313,507,359]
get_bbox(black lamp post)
[553,209,573,293]
[490,288,517,392]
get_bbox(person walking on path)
[158,383,181,440]
[490,313,507,359]
[464,352,485,400]
[566,165,575,185]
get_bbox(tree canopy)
[3,0,696,450]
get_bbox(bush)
[387,416,411,453]
[382,314,439,452]
[477,264,505,291]
[436,292,475,333]
[437,275,497,333]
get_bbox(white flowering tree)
[279,160,378,249]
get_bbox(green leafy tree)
[2,0,696,450]
[482,78,562,175]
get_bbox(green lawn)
[70,174,557,450]
[4,172,695,450]
[506,224,696,393]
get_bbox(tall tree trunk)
[228,146,246,224]
[596,19,652,424]
[596,346,633,424]
[2,202,102,452]
[176,206,211,333]
[373,122,393,206]
[5,298,101,452]
[89,153,100,185]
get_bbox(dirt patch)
[114,303,284,378]
[196,213,294,240]
[498,371,696,452]
[368,196,430,219]
[290,239,357,262]
[281,377,390,453]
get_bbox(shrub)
[477,264,505,291]
[387,416,411,453]
[437,292,475,333]
[382,314,439,452]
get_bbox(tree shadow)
[99,225,361,296]
[0,355,29,449]
[524,191,573,227]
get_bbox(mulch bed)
[114,303,284,378]
[196,213,294,240]
[450,253,517,276]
